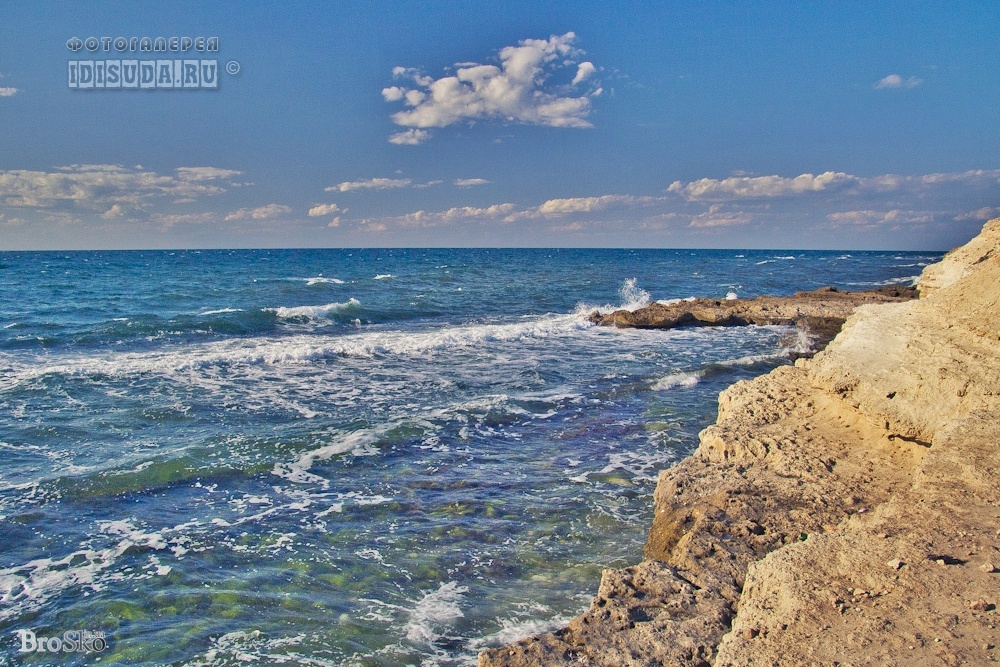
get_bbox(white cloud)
[688,204,752,228]
[308,203,342,217]
[827,209,933,227]
[101,204,126,219]
[537,194,650,214]
[151,212,216,229]
[388,129,430,145]
[384,32,600,139]
[954,206,1000,221]
[874,74,922,89]
[327,177,412,192]
[667,172,857,200]
[0,164,239,210]
[453,178,490,187]
[367,203,519,229]
[571,61,596,85]
[224,203,291,221]
[0,87,17,97]
[175,167,242,181]
[327,216,341,228]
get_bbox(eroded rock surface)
[480,220,1000,667]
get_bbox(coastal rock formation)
[479,220,1000,667]
[588,286,917,353]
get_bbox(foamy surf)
[267,298,362,320]
[405,582,468,644]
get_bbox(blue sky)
[1,0,999,250]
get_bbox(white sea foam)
[374,274,394,280]
[200,308,244,316]
[651,371,703,391]
[577,278,652,314]
[272,430,385,488]
[304,277,345,285]
[404,581,468,643]
[268,299,361,320]
[469,612,576,651]
[725,291,738,300]
[0,517,194,623]
[0,312,592,392]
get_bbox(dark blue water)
[0,248,937,665]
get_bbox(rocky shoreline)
[589,285,918,354]
[479,220,999,666]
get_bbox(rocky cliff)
[479,220,1000,667]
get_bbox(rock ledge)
[480,220,1000,667]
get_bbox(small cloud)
[874,74,922,89]
[537,194,661,214]
[327,216,341,228]
[954,206,1000,221]
[0,213,26,225]
[224,203,291,221]
[454,178,490,187]
[152,212,216,229]
[551,221,586,232]
[827,209,932,227]
[175,167,242,181]
[388,129,430,145]
[688,204,751,228]
[571,61,596,86]
[0,87,18,97]
[308,203,342,217]
[328,177,412,192]
[101,204,126,219]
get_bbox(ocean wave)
[577,278,652,314]
[199,308,244,316]
[303,276,345,285]
[374,274,394,280]
[651,371,703,391]
[2,313,593,387]
[267,298,362,320]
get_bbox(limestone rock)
[480,219,1000,667]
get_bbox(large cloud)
[382,32,601,144]
[667,172,858,200]
[0,164,240,212]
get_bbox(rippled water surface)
[0,248,938,665]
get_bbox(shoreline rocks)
[589,285,918,355]
[480,220,999,667]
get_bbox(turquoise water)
[0,248,937,665]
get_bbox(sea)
[0,247,939,666]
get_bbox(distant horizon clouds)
[382,32,602,144]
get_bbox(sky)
[1,0,999,250]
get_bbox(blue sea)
[0,248,938,666]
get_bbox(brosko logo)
[14,629,108,653]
